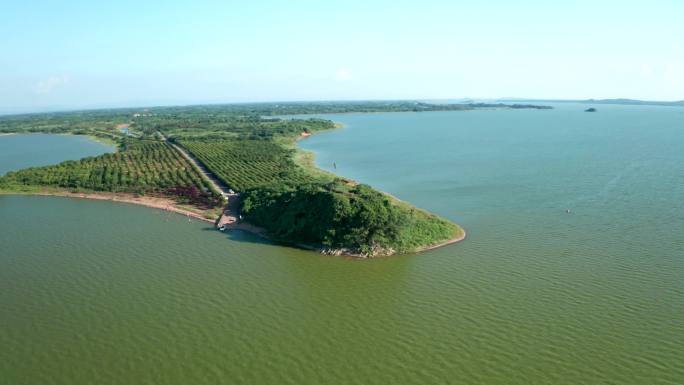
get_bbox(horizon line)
[2,97,683,117]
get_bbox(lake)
[0,134,114,175]
[1,106,683,384]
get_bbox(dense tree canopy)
[240,181,459,255]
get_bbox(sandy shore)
[26,191,219,224]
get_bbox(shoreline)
[292,121,467,256]
[0,131,119,148]
[414,229,467,254]
[2,190,219,224]
[3,119,467,257]
[272,105,552,119]
[265,228,466,259]
[3,188,466,257]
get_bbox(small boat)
[585,108,597,112]
[218,225,226,231]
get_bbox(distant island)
[585,108,597,112]
[0,101,550,257]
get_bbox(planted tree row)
[1,140,222,207]
[180,139,313,192]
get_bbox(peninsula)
[0,101,549,257]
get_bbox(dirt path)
[167,140,231,196]
[162,134,243,228]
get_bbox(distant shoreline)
[497,98,684,107]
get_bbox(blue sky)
[2,0,683,113]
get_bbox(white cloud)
[333,68,353,81]
[35,75,70,94]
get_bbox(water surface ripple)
[1,105,683,384]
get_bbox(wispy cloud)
[35,75,70,94]
[333,68,353,81]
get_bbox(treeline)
[0,109,131,134]
[136,114,333,140]
[128,101,550,141]
[1,101,550,140]
[248,101,552,115]
[240,181,460,256]
[0,140,222,207]
[133,100,552,116]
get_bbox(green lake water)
[1,106,683,384]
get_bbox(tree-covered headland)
[1,101,549,256]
